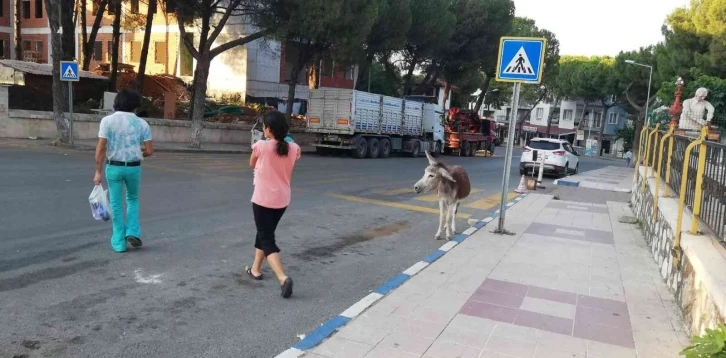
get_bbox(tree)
[355,0,411,91]
[135,0,158,92]
[108,0,122,91]
[615,123,636,152]
[274,0,379,118]
[401,0,455,92]
[14,0,22,60]
[176,0,275,148]
[44,0,76,143]
[80,0,109,70]
[366,58,403,97]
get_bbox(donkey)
[414,152,472,241]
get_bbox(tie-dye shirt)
[98,111,152,162]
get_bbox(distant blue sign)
[60,61,79,82]
[495,37,546,84]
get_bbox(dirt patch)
[293,221,410,261]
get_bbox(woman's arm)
[250,152,259,169]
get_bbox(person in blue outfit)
[93,89,154,253]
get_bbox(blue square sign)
[60,61,79,82]
[495,37,547,84]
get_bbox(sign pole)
[497,82,520,232]
[69,82,74,145]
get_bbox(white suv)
[519,138,580,178]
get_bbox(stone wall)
[631,168,726,336]
[0,106,317,146]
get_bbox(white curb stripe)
[463,227,477,235]
[439,241,458,252]
[340,293,384,319]
[275,348,305,358]
[506,202,514,207]
[483,217,494,223]
[402,261,429,276]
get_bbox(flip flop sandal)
[126,236,142,248]
[281,277,293,299]
[245,267,263,280]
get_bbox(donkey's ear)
[439,167,456,182]
[425,151,437,165]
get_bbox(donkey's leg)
[449,202,460,236]
[435,199,446,240]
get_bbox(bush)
[681,324,726,357]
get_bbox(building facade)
[10,1,354,107]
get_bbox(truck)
[442,108,496,157]
[305,89,445,158]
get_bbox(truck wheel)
[410,141,420,158]
[462,142,472,157]
[469,142,478,157]
[367,137,380,158]
[380,138,392,158]
[352,137,367,159]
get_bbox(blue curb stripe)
[374,273,410,295]
[422,249,446,263]
[277,193,530,356]
[556,180,579,187]
[453,234,468,243]
[293,315,351,350]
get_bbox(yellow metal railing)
[641,124,660,192]
[653,124,675,219]
[671,127,709,269]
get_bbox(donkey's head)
[414,152,456,194]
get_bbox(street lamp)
[625,60,654,126]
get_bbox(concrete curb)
[274,193,530,358]
[554,178,580,187]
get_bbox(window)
[535,108,544,120]
[22,40,30,51]
[0,1,4,17]
[609,112,618,124]
[562,109,573,120]
[345,67,354,80]
[594,115,602,129]
[528,141,561,150]
[322,57,333,77]
[130,41,141,62]
[93,41,102,61]
[154,41,167,64]
[22,0,29,18]
[0,40,5,58]
[130,0,139,13]
[34,0,42,18]
[583,118,589,128]
[34,41,42,53]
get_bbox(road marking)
[464,192,519,209]
[327,193,471,219]
[133,269,163,284]
[374,188,415,195]
[415,188,482,202]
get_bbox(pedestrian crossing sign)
[60,61,79,82]
[495,37,546,84]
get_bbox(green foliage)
[403,0,456,69]
[366,60,403,97]
[614,47,660,118]
[554,56,616,105]
[615,123,636,151]
[510,17,560,104]
[681,324,726,357]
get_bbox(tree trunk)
[80,0,87,63]
[632,116,644,162]
[402,54,418,95]
[14,0,22,60]
[441,81,451,111]
[82,0,107,70]
[108,0,122,91]
[355,54,373,91]
[473,75,492,114]
[188,56,210,148]
[135,0,156,93]
[44,0,70,143]
[286,66,301,118]
[546,97,560,136]
[596,104,611,157]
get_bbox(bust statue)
[679,87,715,130]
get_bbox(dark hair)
[263,110,290,157]
[113,88,142,112]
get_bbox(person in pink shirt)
[246,110,301,298]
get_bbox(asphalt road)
[0,141,618,358]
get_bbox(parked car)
[519,138,580,178]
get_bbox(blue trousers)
[106,165,142,252]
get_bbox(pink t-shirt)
[251,140,300,209]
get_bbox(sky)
[514,0,691,57]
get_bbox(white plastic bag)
[89,185,112,221]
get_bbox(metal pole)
[645,66,653,127]
[69,82,74,145]
[497,82,520,232]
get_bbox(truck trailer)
[306,89,445,158]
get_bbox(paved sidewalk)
[300,191,687,357]
[555,166,633,192]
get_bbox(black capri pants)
[252,203,287,256]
